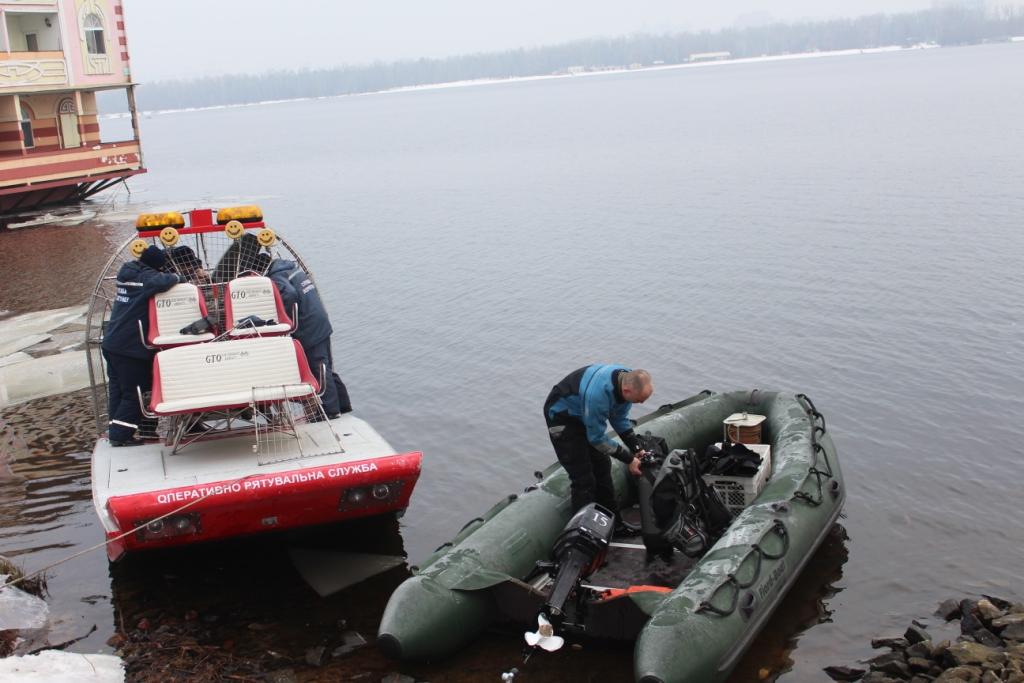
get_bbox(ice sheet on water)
[0,650,124,682]
[0,574,49,630]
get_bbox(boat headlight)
[338,487,368,511]
[136,211,185,230]
[216,205,263,224]
[339,482,402,511]
[135,513,201,542]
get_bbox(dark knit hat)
[139,245,167,270]
[168,245,202,271]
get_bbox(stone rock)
[331,630,367,657]
[909,677,933,683]
[906,641,933,660]
[945,642,998,667]
[980,672,1000,683]
[938,599,963,621]
[1003,623,1024,642]
[976,600,1002,622]
[908,656,933,672]
[993,614,1024,629]
[962,613,986,638]
[873,637,910,650]
[906,625,932,645]
[265,670,298,683]
[380,674,416,683]
[935,665,981,682]
[870,652,910,678]
[971,628,1003,649]
[981,595,1013,611]
[824,666,866,681]
[933,640,953,659]
[861,674,899,683]
[305,645,326,666]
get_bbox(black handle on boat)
[697,521,790,617]
[796,393,826,431]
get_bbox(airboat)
[85,205,421,561]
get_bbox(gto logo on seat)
[204,350,250,364]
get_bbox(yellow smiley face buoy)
[159,226,180,247]
[256,228,276,247]
[129,239,148,258]
[224,220,245,240]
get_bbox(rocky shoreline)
[827,597,1024,683]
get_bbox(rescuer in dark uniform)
[265,258,352,417]
[101,246,182,446]
[544,365,653,530]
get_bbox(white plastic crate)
[702,443,772,515]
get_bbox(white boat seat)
[149,336,319,415]
[223,276,293,337]
[147,283,215,347]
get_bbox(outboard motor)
[524,503,614,653]
[543,503,615,623]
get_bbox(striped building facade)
[0,0,144,213]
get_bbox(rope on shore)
[0,472,263,591]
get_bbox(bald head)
[620,369,653,404]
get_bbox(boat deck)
[92,414,396,517]
[587,536,698,592]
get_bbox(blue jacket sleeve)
[141,269,181,296]
[582,380,632,462]
[273,272,299,312]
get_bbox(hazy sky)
[123,0,939,82]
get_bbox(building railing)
[0,53,68,90]
[0,140,142,189]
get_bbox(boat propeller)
[524,612,565,652]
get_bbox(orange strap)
[599,585,672,600]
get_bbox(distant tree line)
[111,5,1024,112]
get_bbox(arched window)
[84,13,105,55]
[19,103,34,149]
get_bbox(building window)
[84,14,105,54]
[26,33,39,52]
[20,104,34,149]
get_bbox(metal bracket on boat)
[696,520,790,617]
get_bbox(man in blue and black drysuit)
[101,245,182,446]
[544,365,654,527]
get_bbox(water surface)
[1,42,1022,680]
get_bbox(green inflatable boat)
[378,390,844,682]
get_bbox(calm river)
[1,41,1022,681]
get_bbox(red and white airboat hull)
[86,206,422,561]
[91,414,421,562]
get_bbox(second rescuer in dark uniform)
[265,258,352,417]
[101,245,182,446]
[544,365,653,527]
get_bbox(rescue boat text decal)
[153,462,379,505]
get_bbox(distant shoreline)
[105,41,994,121]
